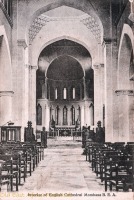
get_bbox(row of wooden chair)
[85,142,134,192]
[0,141,44,192]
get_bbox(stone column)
[115,90,134,142]
[69,107,72,126]
[25,64,30,126]
[15,40,28,141]
[100,64,105,122]
[45,103,50,131]
[42,77,48,99]
[83,77,87,99]
[84,101,89,126]
[81,104,85,128]
[93,64,103,127]
[0,91,14,125]
[29,65,37,134]
[129,91,134,142]
[89,103,94,126]
[36,99,46,131]
[103,39,118,142]
[41,80,45,99]
[84,100,94,127]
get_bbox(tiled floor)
[19,138,133,200]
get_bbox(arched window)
[37,104,42,125]
[77,105,81,121]
[47,84,50,99]
[76,85,80,100]
[55,106,59,125]
[55,88,58,100]
[71,106,75,125]
[36,80,42,99]
[81,83,84,99]
[63,106,68,125]
[63,88,67,99]
[50,86,55,100]
[73,88,75,99]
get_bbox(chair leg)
[11,176,13,191]
[105,180,107,191]
[110,181,113,191]
[16,174,18,191]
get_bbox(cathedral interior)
[0,0,134,194]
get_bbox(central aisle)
[20,138,104,193]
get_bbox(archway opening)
[0,35,12,125]
[118,33,134,141]
[36,39,94,133]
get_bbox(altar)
[56,127,75,137]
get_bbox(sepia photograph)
[0,0,134,199]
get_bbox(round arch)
[0,25,12,91]
[30,21,99,67]
[38,39,92,76]
[45,55,85,79]
[117,23,134,141]
[25,0,103,40]
[118,24,134,90]
[0,25,13,125]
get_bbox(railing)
[47,131,57,138]
[72,131,82,141]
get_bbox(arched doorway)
[36,39,94,133]
[26,3,104,135]
[117,25,134,142]
[0,28,13,126]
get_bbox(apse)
[46,55,84,80]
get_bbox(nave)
[20,139,104,192]
[0,138,133,200]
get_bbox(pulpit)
[0,126,21,142]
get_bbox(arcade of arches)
[0,0,134,143]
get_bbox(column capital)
[115,90,134,96]
[0,91,14,97]
[25,65,38,70]
[25,64,31,69]
[93,63,104,70]
[17,39,27,49]
[103,38,117,44]
[102,38,117,48]
[31,65,38,70]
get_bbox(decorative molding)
[93,65,99,70]
[93,63,104,70]
[0,91,14,97]
[103,38,117,47]
[29,14,102,45]
[25,0,30,5]
[100,64,104,68]
[80,16,101,43]
[31,65,38,70]
[0,2,13,27]
[115,90,134,96]
[17,39,28,49]
[29,15,51,44]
